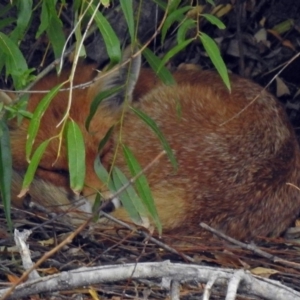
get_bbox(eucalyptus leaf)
[112,167,145,225]
[10,0,33,42]
[120,0,135,42]
[66,119,86,193]
[123,145,162,234]
[88,4,121,63]
[0,120,12,231]
[159,38,193,71]
[22,139,50,193]
[201,14,225,29]
[94,156,115,191]
[199,32,230,91]
[177,18,196,44]
[142,48,175,86]
[0,32,28,89]
[131,107,177,170]
[161,6,191,44]
[26,82,65,162]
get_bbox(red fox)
[6,48,300,240]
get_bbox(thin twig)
[0,217,93,300]
[200,222,300,270]
[220,51,300,126]
[1,150,168,299]
[101,212,195,263]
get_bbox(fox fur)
[7,48,300,240]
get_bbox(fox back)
[8,49,300,240]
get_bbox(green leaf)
[73,0,82,11]
[74,10,86,58]
[22,139,50,191]
[168,0,182,13]
[92,192,102,221]
[206,0,215,6]
[94,156,115,191]
[26,82,64,162]
[177,18,196,45]
[120,0,135,42]
[8,94,30,123]
[46,2,66,60]
[10,0,33,42]
[36,1,49,38]
[142,47,175,86]
[123,145,161,234]
[112,167,147,225]
[0,32,28,89]
[199,32,231,91]
[151,0,167,10]
[272,19,294,34]
[0,3,13,18]
[88,4,121,63]
[101,0,110,8]
[201,14,226,29]
[161,6,191,43]
[0,18,15,31]
[159,38,193,71]
[131,107,177,170]
[85,85,122,131]
[4,106,31,119]
[66,119,86,194]
[0,120,13,231]
[98,126,114,152]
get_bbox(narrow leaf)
[201,14,226,29]
[98,126,114,152]
[199,32,231,91]
[112,167,145,225]
[142,48,175,86]
[66,120,86,194]
[131,107,177,170]
[177,18,196,45]
[92,192,102,221]
[26,82,65,162]
[0,32,28,89]
[46,9,66,59]
[120,0,135,42]
[0,120,12,230]
[161,6,191,43]
[36,1,49,38]
[168,0,182,13]
[123,145,161,234]
[85,86,122,131]
[206,0,215,6]
[10,0,33,42]
[21,139,50,193]
[74,11,86,58]
[159,38,193,71]
[0,3,13,18]
[94,156,115,191]
[101,0,110,7]
[0,18,16,31]
[151,0,167,10]
[88,4,121,63]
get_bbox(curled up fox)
[5,47,300,241]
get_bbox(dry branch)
[1,260,300,300]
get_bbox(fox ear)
[90,46,141,108]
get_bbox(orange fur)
[8,50,300,241]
